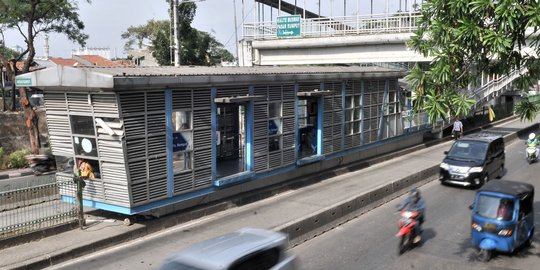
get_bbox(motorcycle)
[526,143,538,164]
[25,154,56,176]
[396,210,421,255]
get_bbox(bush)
[8,149,30,169]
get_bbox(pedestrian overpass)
[237,1,533,117]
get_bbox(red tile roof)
[49,58,83,66]
[76,55,117,66]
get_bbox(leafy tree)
[408,0,540,123]
[122,2,233,66]
[0,0,89,154]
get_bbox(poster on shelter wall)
[172,132,190,152]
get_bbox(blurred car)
[157,227,298,270]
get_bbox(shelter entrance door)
[216,104,246,178]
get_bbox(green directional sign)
[15,77,32,86]
[277,15,301,37]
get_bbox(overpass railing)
[244,12,421,40]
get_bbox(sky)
[2,0,418,59]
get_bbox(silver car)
[157,227,298,270]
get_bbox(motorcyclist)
[526,133,539,160]
[398,188,426,243]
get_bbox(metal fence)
[243,12,421,40]
[0,176,78,240]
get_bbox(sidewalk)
[1,115,539,270]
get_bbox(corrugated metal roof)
[70,65,404,77]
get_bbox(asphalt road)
[0,173,55,190]
[291,138,540,270]
[46,137,540,270]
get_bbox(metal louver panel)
[282,117,295,133]
[119,92,145,115]
[193,129,211,149]
[128,160,147,184]
[254,155,268,172]
[323,141,333,155]
[282,134,295,148]
[193,109,211,128]
[98,140,124,162]
[194,169,212,188]
[254,103,267,120]
[146,91,165,112]
[172,90,192,110]
[268,86,282,100]
[253,121,267,138]
[45,113,73,156]
[283,148,295,165]
[67,93,91,113]
[194,148,212,169]
[147,113,166,134]
[126,137,146,161]
[283,102,295,117]
[174,172,193,194]
[283,85,295,100]
[82,180,102,200]
[216,87,249,98]
[91,94,119,117]
[269,152,282,168]
[147,135,166,156]
[131,182,147,204]
[123,115,146,139]
[254,138,268,154]
[193,89,211,108]
[149,164,167,199]
[44,93,67,113]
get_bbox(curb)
[5,116,537,269]
[0,170,35,180]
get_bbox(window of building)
[268,102,282,152]
[70,115,95,135]
[68,114,101,179]
[171,110,193,173]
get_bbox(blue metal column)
[211,87,217,181]
[246,86,255,172]
[165,89,173,197]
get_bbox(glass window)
[172,111,191,131]
[74,158,100,180]
[269,136,281,152]
[172,110,193,172]
[73,136,98,157]
[476,195,514,221]
[172,152,192,172]
[55,156,75,175]
[70,115,95,135]
[269,103,281,118]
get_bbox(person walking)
[452,116,463,140]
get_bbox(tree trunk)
[1,77,5,111]
[19,87,40,154]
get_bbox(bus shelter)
[15,65,417,215]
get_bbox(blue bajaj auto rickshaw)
[470,180,534,261]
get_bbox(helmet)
[529,133,536,140]
[409,188,420,203]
